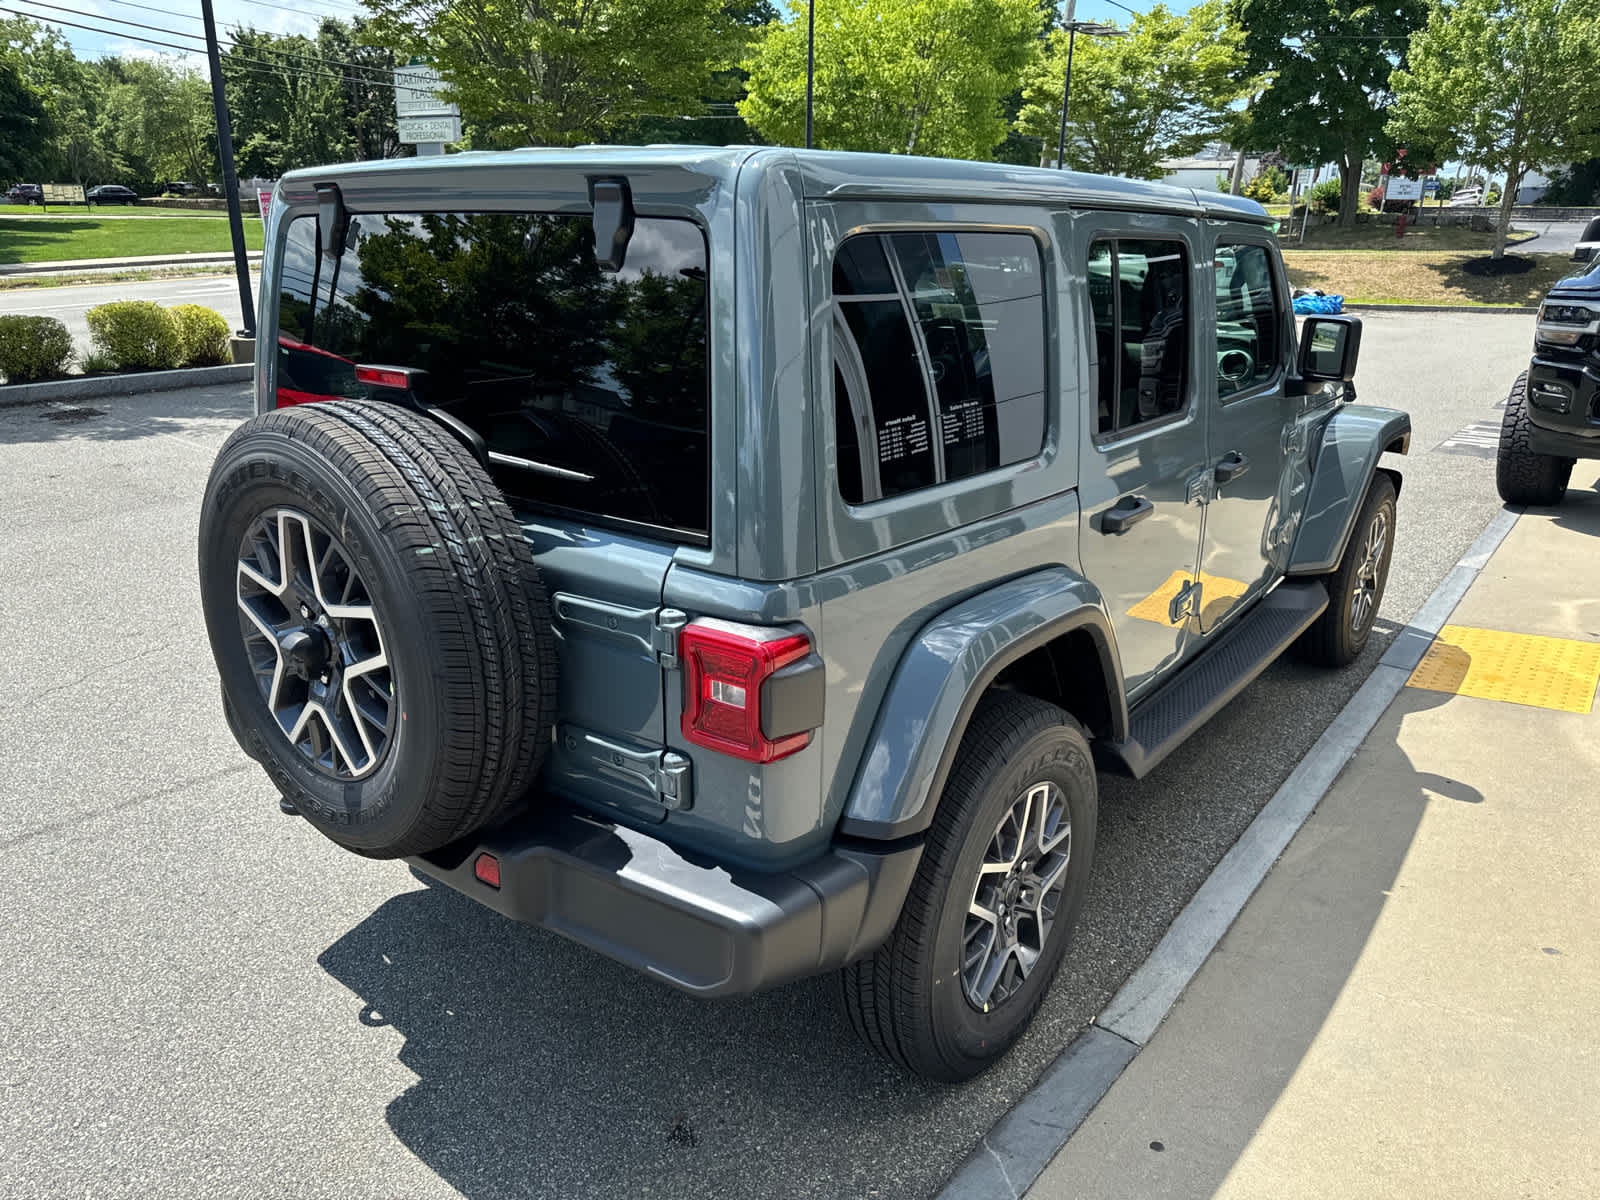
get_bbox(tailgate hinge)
[653,608,688,668]
[657,752,693,812]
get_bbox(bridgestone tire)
[1496,370,1572,506]
[1296,471,1397,668]
[199,401,557,858]
[840,692,1098,1082]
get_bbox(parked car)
[1497,255,1600,504]
[1572,215,1600,264]
[1448,185,1484,207]
[161,181,200,197]
[86,184,139,206]
[5,183,43,205]
[199,147,1408,1081]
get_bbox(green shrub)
[1309,179,1343,214]
[169,303,231,366]
[80,349,117,374]
[85,300,182,371]
[0,314,74,384]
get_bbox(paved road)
[0,311,1537,1200]
[1515,217,1593,256]
[0,274,254,352]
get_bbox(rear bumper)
[409,811,922,997]
[1527,355,1600,458]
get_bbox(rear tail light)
[680,621,814,763]
[354,365,415,390]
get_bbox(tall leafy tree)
[1015,2,1252,179]
[101,58,217,188]
[1231,0,1427,226]
[1389,0,1600,257]
[0,59,49,183]
[739,0,1045,159]
[361,0,746,148]
[2,16,118,188]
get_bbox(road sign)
[43,183,85,204]
[1386,177,1424,202]
[394,65,457,117]
[1296,168,1315,190]
[1423,179,1440,196]
[398,114,462,145]
[257,189,273,216]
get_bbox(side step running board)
[1097,580,1329,779]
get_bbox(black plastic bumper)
[409,811,922,997]
[1527,356,1600,458]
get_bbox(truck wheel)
[199,401,556,858]
[840,692,1097,1082]
[1496,371,1572,506]
[1296,472,1397,668]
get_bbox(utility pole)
[200,0,255,338]
[805,0,815,149]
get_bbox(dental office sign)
[394,59,461,151]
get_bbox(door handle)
[1101,495,1154,534]
[1214,451,1250,484]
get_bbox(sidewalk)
[1029,467,1600,1199]
[0,251,262,277]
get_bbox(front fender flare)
[836,568,1124,842]
[1287,405,1410,576]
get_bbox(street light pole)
[1056,25,1077,170]
[805,0,815,149]
[199,0,255,338]
[1052,5,1127,171]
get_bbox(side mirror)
[1298,314,1363,382]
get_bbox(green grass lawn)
[0,203,240,217]
[0,215,263,264]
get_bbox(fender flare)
[836,568,1125,842]
[1287,405,1411,577]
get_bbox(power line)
[10,0,399,84]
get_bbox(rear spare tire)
[199,401,556,858]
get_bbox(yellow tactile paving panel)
[1407,624,1600,713]
[1127,569,1249,628]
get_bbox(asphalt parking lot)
[0,310,1539,1199]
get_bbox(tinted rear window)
[275,211,710,541]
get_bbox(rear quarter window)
[275,210,711,543]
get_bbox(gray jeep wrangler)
[199,147,1409,1081]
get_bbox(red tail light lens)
[680,622,812,763]
[354,365,414,390]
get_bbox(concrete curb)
[1344,302,1539,315]
[0,252,262,276]
[0,363,251,408]
[935,503,1525,1200]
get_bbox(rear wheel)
[841,692,1097,1081]
[199,401,556,858]
[1496,370,1572,506]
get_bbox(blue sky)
[13,0,358,69]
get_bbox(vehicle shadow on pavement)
[316,880,941,1199]
[0,385,250,446]
[1059,678,1486,1198]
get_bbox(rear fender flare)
[836,568,1125,842]
[1287,405,1410,576]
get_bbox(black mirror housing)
[1298,314,1363,382]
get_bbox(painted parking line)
[1435,418,1501,458]
[1407,624,1600,713]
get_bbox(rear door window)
[830,231,1045,503]
[1087,238,1190,436]
[275,211,711,542]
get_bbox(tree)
[0,60,49,183]
[1014,2,1252,179]
[739,0,1045,159]
[2,15,118,187]
[1389,0,1600,257]
[362,0,746,148]
[101,58,217,188]
[1230,0,1427,227]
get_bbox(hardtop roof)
[279,145,1274,225]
